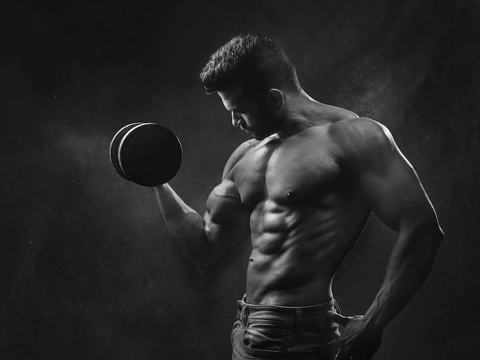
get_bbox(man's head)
[200,34,302,139]
[200,33,301,98]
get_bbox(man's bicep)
[360,145,437,232]
[203,182,249,245]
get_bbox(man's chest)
[232,132,342,208]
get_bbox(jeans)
[231,295,341,360]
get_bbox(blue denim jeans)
[231,295,341,360]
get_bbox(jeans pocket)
[231,319,241,343]
[241,320,288,356]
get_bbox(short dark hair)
[199,34,301,97]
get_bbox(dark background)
[1,0,479,359]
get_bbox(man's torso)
[221,108,372,306]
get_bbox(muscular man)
[152,34,444,359]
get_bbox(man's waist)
[237,294,339,326]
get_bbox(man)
[152,34,444,359]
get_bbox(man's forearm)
[363,220,444,332]
[152,184,208,263]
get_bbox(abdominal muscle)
[245,199,368,306]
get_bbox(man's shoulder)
[230,139,259,161]
[222,139,258,179]
[328,116,387,136]
[328,117,395,163]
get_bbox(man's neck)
[275,90,326,137]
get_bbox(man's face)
[217,85,276,140]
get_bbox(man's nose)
[231,111,242,127]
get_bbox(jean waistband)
[236,294,339,327]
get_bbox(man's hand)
[327,311,382,360]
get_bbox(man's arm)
[151,141,253,269]
[329,118,444,359]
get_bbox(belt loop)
[334,300,341,314]
[243,306,249,326]
[296,308,303,329]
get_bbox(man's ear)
[267,89,284,112]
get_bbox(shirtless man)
[152,34,444,359]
